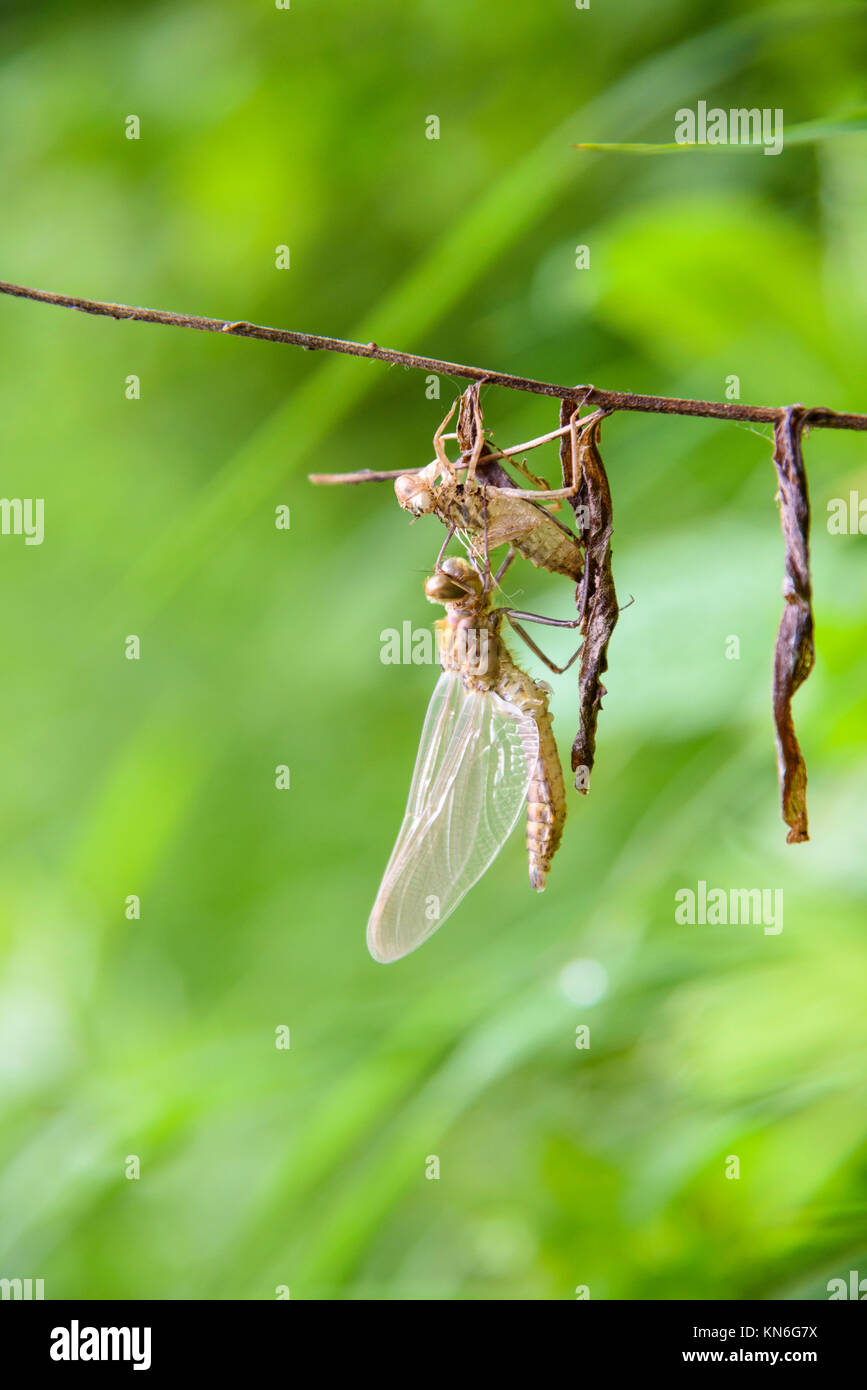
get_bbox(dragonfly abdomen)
[526,708,566,890]
[496,659,567,891]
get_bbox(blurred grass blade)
[575,107,867,154]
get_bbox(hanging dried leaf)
[560,395,586,577]
[446,383,519,490]
[560,405,618,792]
[771,406,815,843]
[456,381,486,455]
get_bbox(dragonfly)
[367,547,582,963]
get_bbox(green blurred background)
[0,0,865,1300]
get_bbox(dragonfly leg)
[498,607,582,629]
[477,483,493,591]
[480,406,607,502]
[433,523,457,573]
[492,544,516,587]
[433,400,459,481]
[506,616,583,674]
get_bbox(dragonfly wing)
[367,669,540,963]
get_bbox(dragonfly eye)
[424,557,482,603]
[424,572,466,602]
[395,474,434,514]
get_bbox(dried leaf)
[560,405,618,792]
[456,382,482,455]
[455,382,515,491]
[771,406,815,844]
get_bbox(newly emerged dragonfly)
[367,549,581,963]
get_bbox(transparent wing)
[367,669,540,963]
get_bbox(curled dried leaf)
[771,406,815,844]
[456,382,483,455]
[454,381,522,489]
[560,403,618,792]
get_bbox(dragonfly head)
[395,472,435,515]
[424,556,483,605]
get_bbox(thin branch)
[2,278,866,432]
[309,423,577,485]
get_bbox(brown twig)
[2,278,866,432]
[309,423,581,486]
